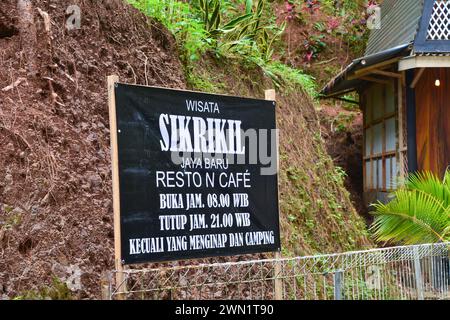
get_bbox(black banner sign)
[114,83,280,264]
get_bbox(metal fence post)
[413,247,424,300]
[333,270,344,300]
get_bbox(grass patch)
[13,277,73,300]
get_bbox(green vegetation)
[127,0,371,256]
[280,136,369,255]
[323,0,372,56]
[262,61,317,96]
[284,0,372,64]
[0,205,22,240]
[371,171,450,245]
[13,277,73,300]
[332,112,356,133]
[127,0,207,62]
[128,0,317,96]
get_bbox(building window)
[363,81,398,192]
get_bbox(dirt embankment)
[0,0,370,300]
[0,0,185,299]
[272,2,368,217]
[319,106,367,218]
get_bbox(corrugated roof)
[365,0,424,56]
[321,0,450,98]
[321,43,411,97]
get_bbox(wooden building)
[321,0,450,205]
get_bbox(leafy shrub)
[13,277,73,300]
[371,170,450,245]
[128,0,317,98]
[128,0,209,61]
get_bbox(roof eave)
[320,43,412,98]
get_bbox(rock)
[103,200,112,209]
[87,133,98,142]
[31,223,44,233]
[40,193,50,205]
[51,263,82,291]
[87,172,102,188]
[11,207,24,215]
[5,174,13,184]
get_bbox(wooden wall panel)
[415,68,450,178]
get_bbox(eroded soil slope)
[0,0,370,299]
[0,0,185,299]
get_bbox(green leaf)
[204,0,209,27]
[263,29,269,42]
[370,186,450,245]
[251,0,264,33]
[198,0,205,10]
[245,0,253,14]
[237,24,250,39]
[221,13,252,31]
[403,171,450,215]
[256,0,264,17]
[210,1,221,31]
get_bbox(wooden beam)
[108,74,126,300]
[360,76,392,85]
[334,96,359,105]
[397,76,406,183]
[410,68,425,89]
[321,88,356,99]
[265,89,282,301]
[371,69,402,79]
[354,57,401,76]
[351,65,391,79]
[348,68,401,81]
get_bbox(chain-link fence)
[107,242,450,300]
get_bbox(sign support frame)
[107,79,282,299]
[265,89,283,300]
[108,74,127,299]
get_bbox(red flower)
[328,18,340,30]
[285,1,296,20]
[285,1,294,12]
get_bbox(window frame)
[363,80,399,192]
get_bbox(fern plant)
[370,170,450,245]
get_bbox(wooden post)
[108,75,126,300]
[265,89,283,300]
[398,77,405,182]
[100,271,112,300]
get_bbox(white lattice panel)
[427,0,450,40]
